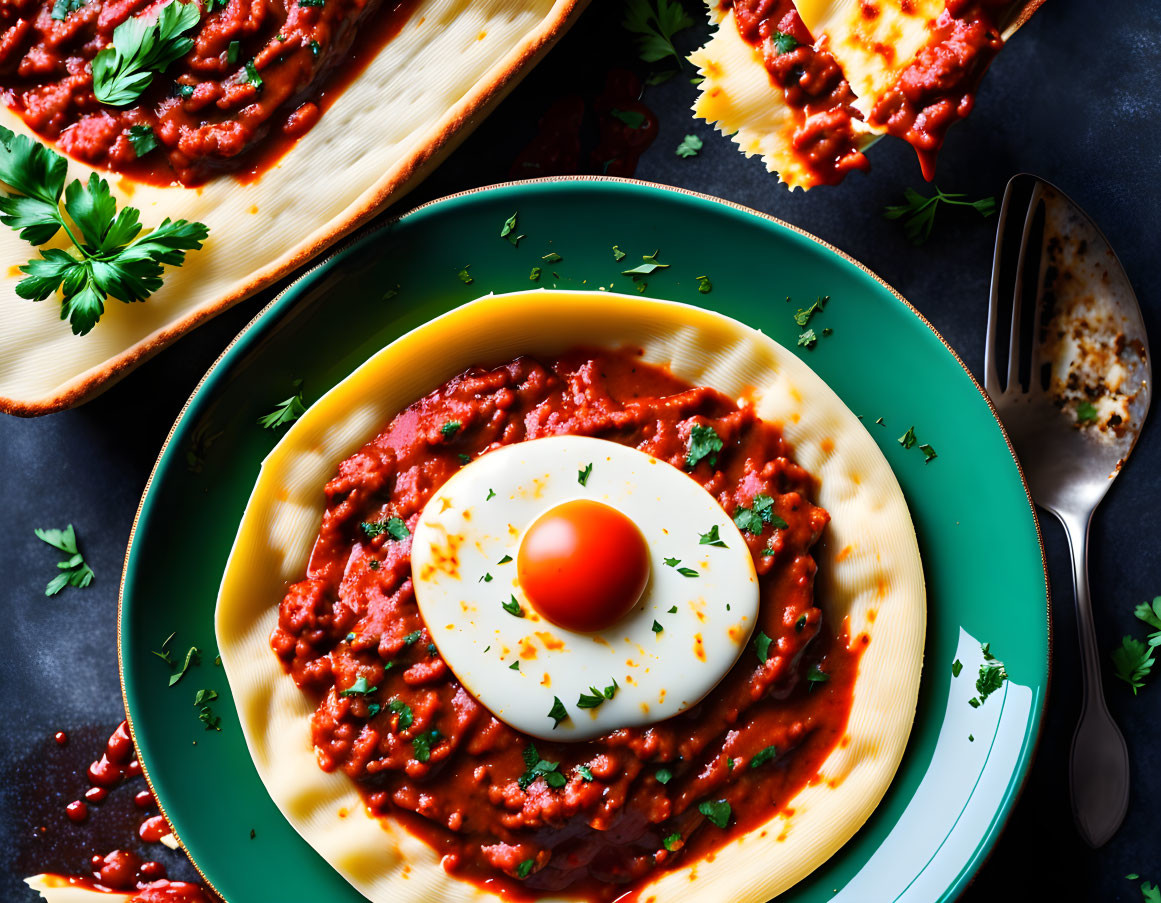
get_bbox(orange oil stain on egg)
[657,688,666,704]
[836,544,853,563]
[625,659,638,668]
[518,638,538,660]
[535,631,566,651]
[727,625,746,644]
[461,509,471,521]
[820,437,835,454]
[624,674,637,686]
[420,529,463,580]
[508,523,519,537]
[439,498,454,512]
[591,636,611,648]
[693,633,706,662]
[639,702,650,715]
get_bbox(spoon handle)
[1058,508,1130,847]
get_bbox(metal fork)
[985,174,1152,847]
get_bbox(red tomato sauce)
[727,0,871,187]
[270,348,863,899]
[869,0,1007,180]
[0,0,419,186]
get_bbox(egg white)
[411,435,759,742]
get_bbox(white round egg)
[410,435,759,741]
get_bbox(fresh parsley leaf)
[797,328,818,349]
[952,658,963,677]
[622,0,695,67]
[733,494,788,535]
[699,525,727,548]
[661,832,682,851]
[152,631,176,665]
[548,696,568,727]
[578,462,593,486]
[1135,596,1161,647]
[603,678,619,698]
[654,767,672,784]
[479,572,492,582]
[675,134,702,158]
[411,728,441,763]
[127,124,159,157]
[529,266,541,281]
[652,620,664,633]
[1,127,208,334]
[500,211,518,243]
[1113,635,1154,694]
[698,799,731,828]
[196,696,221,731]
[668,605,678,613]
[612,245,627,261]
[440,420,460,438]
[516,859,536,879]
[1141,881,1161,903]
[497,554,513,564]
[676,566,698,577]
[402,630,422,647]
[242,59,262,88]
[686,423,723,468]
[754,631,771,663]
[541,252,563,263]
[610,108,647,129]
[793,295,828,327]
[973,645,1008,703]
[258,379,306,428]
[622,252,669,277]
[509,660,520,670]
[695,274,712,293]
[361,517,409,540]
[169,645,200,686]
[457,266,473,284]
[226,40,240,64]
[577,688,606,709]
[750,745,777,768]
[795,614,807,632]
[577,765,593,781]
[339,676,376,697]
[883,186,997,245]
[35,525,95,595]
[1077,401,1099,424]
[51,0,87,20]
[771,30,799,54]
[386,699,413,730]
[502,595,524,617]
[92,2,201,106]
[898,426,917,449]
[193,688,218,706]
[920,443,938,463]
[807,665,830,689]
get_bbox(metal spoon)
[984,174,1151,847]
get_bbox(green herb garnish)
[340,676,376,697]
[258,379,306,428]
[797,328,818,349]
[652,620,664,633]
[498,554,513,564]
[577,765,594,781]
[127,124,159,157]
[516,859,536,879]
[883,186,997,245]
[771,30,799,54]
[952,658,963,677]
[699,525,727,548]
[35,525,95,595]
[457,266,473,284]
[807,665,830,689]
[753,631,771,663]
[686,423,723,469]
[622,250,669,277]
[51,0,87,20]
[1113,635,1154,694]
[502,595,524,617]
[622,0,695,68]
[610,108,647,129]
[529,266,541,281]
[654,767,672,784]
[697,799,731,828]
[676,134,702,158]
[386,699,413,730]
[411,728,441,763]
[663,832,682,851]
[695,274,712,293]
[92,1,201,106]
[733,494,788,534]
[750,745,777,768]
[548,696,568,727]
[612,245,627,261]
[361,517,409,540]
[169,645,200,686]
[541,251,563,263]
[578,462,593,486]
[1077,401,1099,424]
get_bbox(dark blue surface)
[2,0,1159,899]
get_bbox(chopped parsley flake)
[676,134,702,157]
[480,572,493,582]
[458,452,471,464]
[340,676,376,697]
[518,746,563,788]
[668,605,678,613]
[486,487,496,500]
[807,665,830,689]
[968,642,1009,705]
[457,267,473,284]
[793,296,828,327]
[541,252,563,263]
[530,266,541,281]
[387,699,413,730]
[695,274,712,293]
[509,660,520,670]
[361,517,409,540]
[750,745,777,768]
[259,379,306,428]
[440,420,461,438]
[502,595,524,617]
[753,631,772,664]
[577,688,607,709]
[920,443,938,463]
[795,614,807,632]
[411,728,441,763]
[226,39,240,64]
[516,859,536,879]
[771,30,799,54]
[663,832,682,851]
[243,59,262,89]
[35,525,95,595]
[548,696,568,727]
[952,658,963,677]
[500,212,519,243]
[610,108,647,129]
[733,494,788,534]
[127,124,159,157]
[369,559,380,570]
[498,554,513,564]
[899,426,917,448]
[686,423,723,469]
[577,765,594,782]
[652,620,664,633]
[578,462,593,486]
[612,245,627,261]
[698,799,731,828]
[699,525,728,548]
[654,767,672,784]
[1077,401,1099,424]
[402,630,421,646]
[169,646,200,686]
[797,328,818,349]
[622,251,669,277]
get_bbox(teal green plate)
[119,178,1049,903]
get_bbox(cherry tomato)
[517,499,649,632]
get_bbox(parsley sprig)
[519,744,566,789]
[258,380,306,428]
[93,2,201,106]
[1113,636,1155,694]
[882,186,996,245]
[622,0,695,70]
[733,494,787,535]
[34,525,95,595]
[1,126,208,335]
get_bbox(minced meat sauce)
[0,0,419,185]
[270,348,863,899]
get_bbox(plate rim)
[117,175,1052,902]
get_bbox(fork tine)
[986,176,1028,395]
[1004,184,1045,393]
